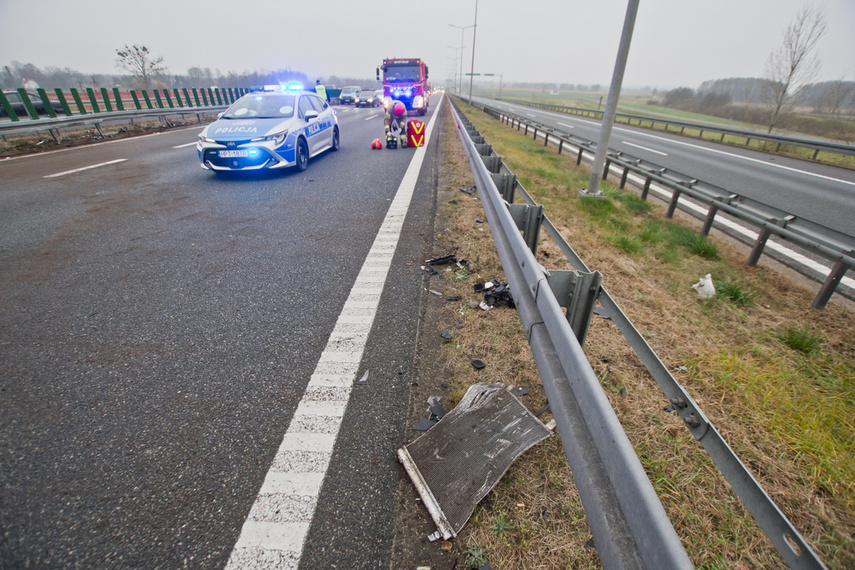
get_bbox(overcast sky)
[1,0,853,90]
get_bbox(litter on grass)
[398,383,552,541]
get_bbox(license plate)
[218,150,248,158]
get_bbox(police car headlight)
[199,134,215,143]
[253,131,288,145]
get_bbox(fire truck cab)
[377,58,429,116]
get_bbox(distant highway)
[475,97,855,237]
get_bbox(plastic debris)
[663,405,677,413]
[470,359,486,370]
[356,370,369,384]
[511,387,529,397]
[461,185,477,195]
[692,273,716,299]
[429,289,443,297]
[474,279,515,308]
[426,254,458,266]
[440,331,452,342]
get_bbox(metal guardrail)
[449,99,827,569]
[507,99,855,161]
[0,85,239,142]
[449,100,694,570]
[469,99,855,309]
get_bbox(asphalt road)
[476,97,855,237]
[1,100,441,568]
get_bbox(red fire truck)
[376,58,429,116]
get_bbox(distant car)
[0,91,64,117]
[339,86,361,105]
[196,87,339,173]
[355,89,382,108]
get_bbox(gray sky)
[1,0,853,90]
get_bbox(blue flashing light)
[248,148,259,156]
[286,82,303,91]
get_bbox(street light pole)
[467,0,479,107]
[582,0,639,197]
[449,22,474,97]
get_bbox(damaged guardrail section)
[449,99,827,569]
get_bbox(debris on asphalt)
[356,370,369,384]
[398,383,552,541]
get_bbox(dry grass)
[421,100,855,569]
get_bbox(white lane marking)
[557,122,575,129]
[623,141,668,156]
[173,142,197,148]
[615,126,855,188]
[526,113,536,118]
[364,114,380,121]
[43,159,127,178]
[225,98,443,570]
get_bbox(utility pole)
[449,23,474,96]
[467,0,479,107]
[581,0,640,197]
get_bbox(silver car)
[197,87,339,173]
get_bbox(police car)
[197,84,339,173]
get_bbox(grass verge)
[424,99,854,569]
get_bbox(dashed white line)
[224,99,442,570]
[172,142,197,149]
[615,126,855,188]
[622,141,668,156]
[43,159,127,178]
[557,122,575,129]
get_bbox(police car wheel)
[331,126,340,151]
[296,138,309,171]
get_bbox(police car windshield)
[223,94,296,119]
[385,65,420,83]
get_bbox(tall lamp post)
[581,0,640,197]
[467,0,479,106]
[449,22,474,96]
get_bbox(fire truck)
[376,58,429,116]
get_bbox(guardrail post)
[747,215,795,267]
[69,89,86,114]
[492,173,517,204]
[508,203,544,255]
[54,89,72,116]
[475,143,492,156]
[545,270,603,348]
[576,145,585,165]
[112,88,124,111]
[100,88,113,112]
[36,89,57,118]
[812,250,854,309]
[17,88,39,119]
[482,155,503,174]
[0,91,18,121]
[523,123,528,136]
[557,139,564,154]
[86,88,101,113]
[701,194,738,236]
[666,179,697,218]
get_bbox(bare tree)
[115,44,167,89]
[762,6,826,133]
